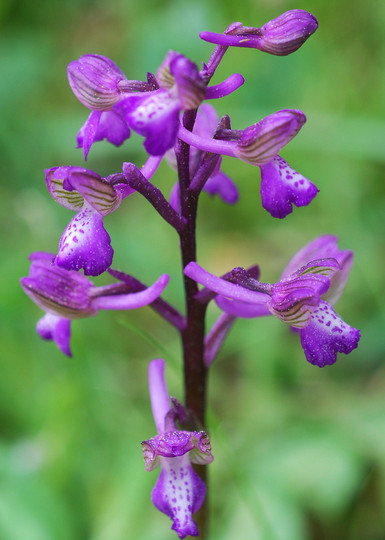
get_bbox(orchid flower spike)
[45,167,135,276]
[184,236,360,367]
[143,359,213,538]
[20,252,169,357]
[200,10,318,56]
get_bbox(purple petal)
[282,235,341,278]
[204,170,239,204]
[235,110,306,166]
[215,296,271,318]
[204,312,235,367]
[205,73,244,99]
[151,455,205,539]
[270,273,330,328]
[170,54,205,110]
[260,155,318,218]
[169,182,181,214]
[143,432,196,471]
[156,50,180,89]
[76,110,101,160]
[120,92,180,155]
[77,109,130,160]
[194,104,219,138]
[96,109,131,146]
[300,301,360,367]
[55,206,113,276]
[91,274,169,310]
[45,167,85,211]
[148,358,171,436]
[292,258,341,279]
[21,253,95,318]
[66,169,120,216]
[36,314,72,357]
[281,235,354,305]
[184,262,270,305]
[143,430,213,471]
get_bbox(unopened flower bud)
[67,54,126,110]
[259,10,319,55]
[199,10,318,56]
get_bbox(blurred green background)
[1,0,384,538]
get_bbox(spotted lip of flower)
[119,51,206,156]
[45,166,134,276]
[21,252,170,357]
[145,359,213,539]
[199,9,318,56]
[142,429,213,539]
[184,237,360,367]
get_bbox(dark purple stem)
[123,162,187,232]
[201,22,243,81]
[176,109,209,537]
[107,268,186,331]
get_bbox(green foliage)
[1,0,384,538]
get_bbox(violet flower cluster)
[21,9,360,539]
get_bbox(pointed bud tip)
[261,10,318,56]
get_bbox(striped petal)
[67,169,120,216]
[235,110,306,166]
[45,167,85,211]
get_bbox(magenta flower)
[45,167,135,276]
[21,252,169,357]
[143,359,213,538]
[67,55,141,159]
[68,51,244,159]
[119,51,206,156]
[184,236,360,367]
[200,10,318,56]
[178,109,318,218]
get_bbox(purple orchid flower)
[45,166,135,276]
[67,55,149,159]
[118,51,206,156]
[184,236,360,367]
[166,104,239,211]
[21,252,169,357]
[178,108,318,218]
[143,359,213,538]
[118,51,243,156]
[200,10,318,56]
[68,51,244,159]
